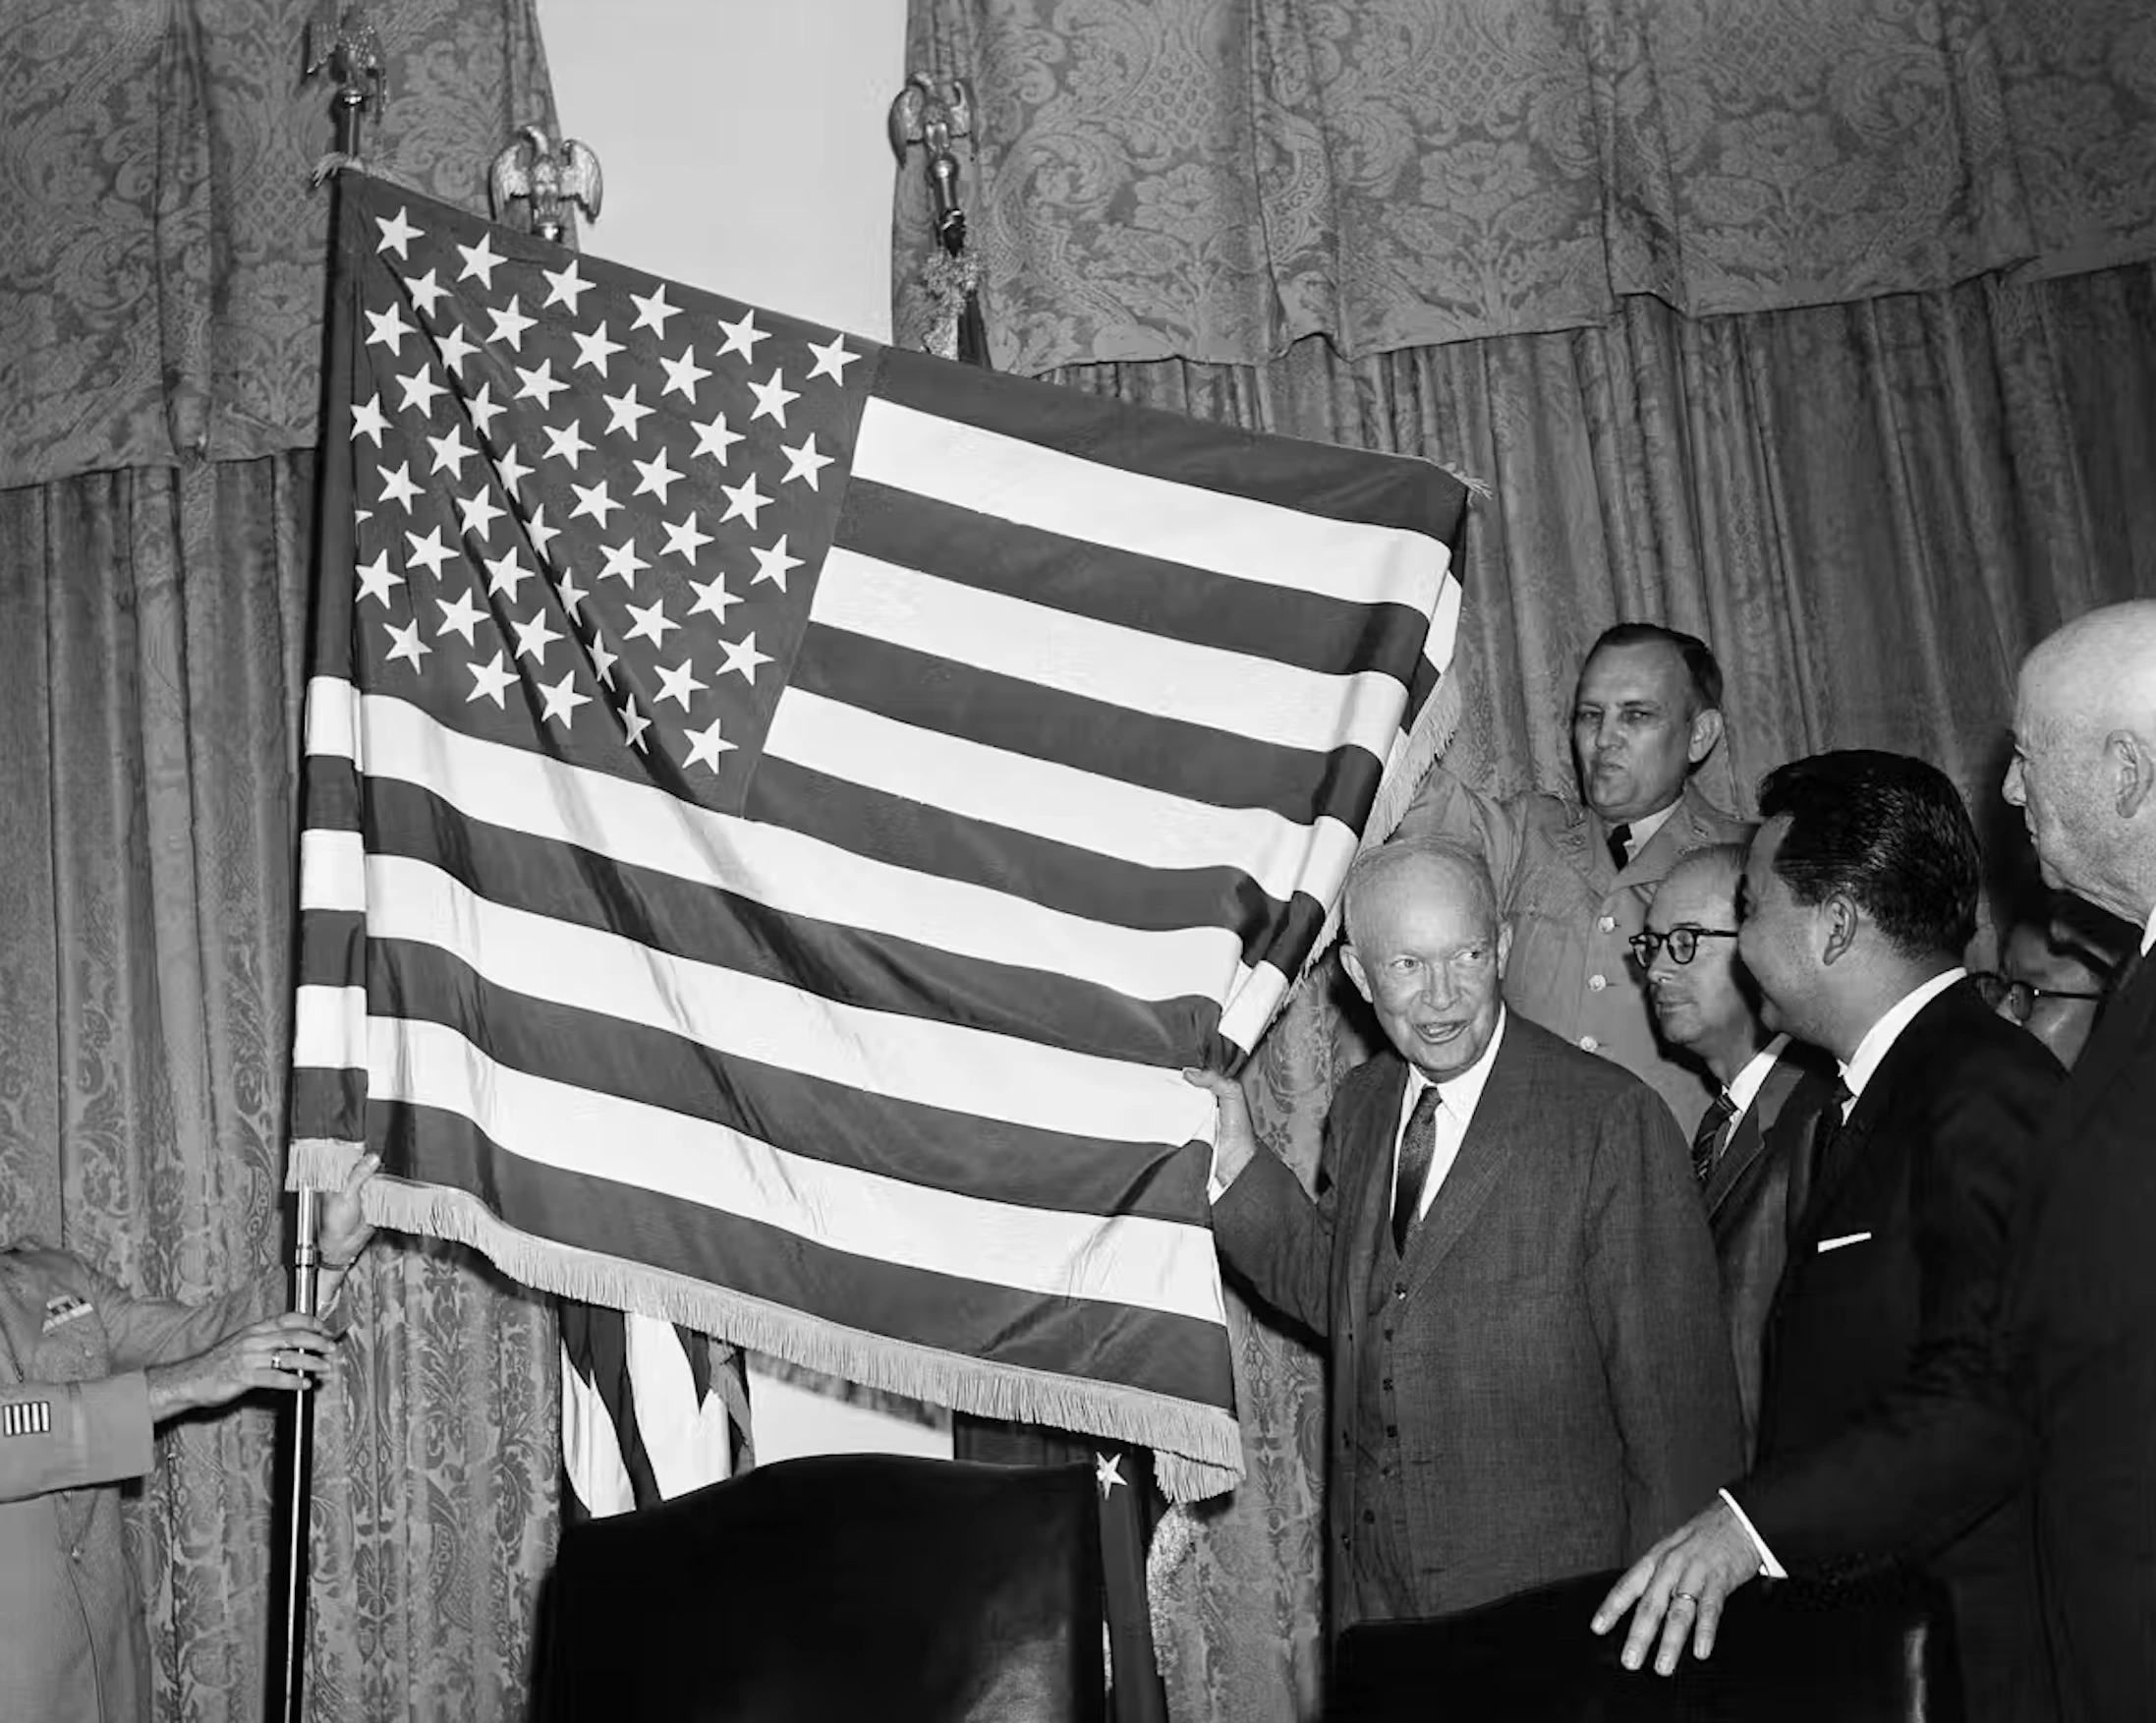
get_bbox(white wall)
[538,0,905,342]
[538,0,948,1463]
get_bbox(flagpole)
[270,18,385,1723]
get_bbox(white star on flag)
[573,323,625,375]
[597,540,649,586]
[715,632,772,683]
[405,268,448,316]
[805,333,859,383]
[659,347,711,401]
[455,234,503,287]
[539,669,590,727]
[542,260,592,313]
[660,513,712,562]
[405,526,455,579]
[747,370,798,427]
[397,367,447,417]
[779,433,832,489]
[365,305,413,355]
[374,205,421,258]
[718,475,769,529]
[629,285,678,337]
[382,616,430,671]
[682,716,736,770]
[350,394,389,445]
[435,588,486,645]
[750,536,802,591]
[715,309,766,361]
[466,651,517,707]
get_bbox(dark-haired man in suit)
[1396,623,1751,1134]
[1595,752,2061,1722]
[1639,843,1833,1458]
[2003,600,2156,1723]
[1192,836,1740,1636]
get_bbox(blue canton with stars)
[340,183,876,811]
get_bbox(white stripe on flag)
[303,679,1255,1007]
[296,1002,1227,1324]
[852,398,1447,612]
[623,1313,733,1499]
[766,689,1362,907]
[813,547,1422,759]
[1219,961,1292,1055]
[308,849,1213,1145]
[560,1346,638,1519]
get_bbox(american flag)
[289,173,1465,1497]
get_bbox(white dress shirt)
[1723,1034,1791,1130]
[1722,967,1966,1576]
[1389,1010,1507,1231]
[2141,904,2156,956]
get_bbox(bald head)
[1342,838,1499,950]
[2021,601,2156,739]
[1659,842,1746,903]
[2009,602,2156,924]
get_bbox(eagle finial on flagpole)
[489,124,604,244]
[887,74,989,366]
[304,4,387,184]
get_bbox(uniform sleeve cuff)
[1719,1487,1786,1579]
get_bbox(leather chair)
[531,1455,1106,1723]
[1329,1565,1960,1722]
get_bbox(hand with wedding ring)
[145,1312,338,1419]
[1589,1496,1764,1675]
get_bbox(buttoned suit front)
[0,1247,280,1723]
[1700,1045,1835,1459]
[1396,770,1752,1133]
[1212,1015,1742,1636]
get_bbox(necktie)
[1787,1078,1851,1244]
[1606,823,1632,873]
[1392,1086,1443,1256]
[1690,1091,1736,1184]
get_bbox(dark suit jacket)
[1702,1044,1834,1461]
[2008,946,2156,1723]
[1212,1014,1742,1633]
[1737,979,2062,1720]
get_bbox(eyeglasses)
[1628,927,1739,966]
[1969,971,2105,1023]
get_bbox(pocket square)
[1816,1232,1872,1253]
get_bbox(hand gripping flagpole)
[275,21,384,1723]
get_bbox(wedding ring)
[271,1349,289,1371]
[1671,1590,1699,1608]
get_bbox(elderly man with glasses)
[1635,844,1835,1456]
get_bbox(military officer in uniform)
[1395,623,1752,1131]
[0,1154,377,1723]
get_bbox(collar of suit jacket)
[1840,968,1966,1111]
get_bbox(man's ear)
[1495,920,1513,981]
[1339,942,1375,1005]
[1686,706,1726,768]
[2107,730,2155,820]
[1818,892,1859,967]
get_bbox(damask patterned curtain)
[892,6,2156,1723]
[1,5,563,1719]
[894,0,2156,375]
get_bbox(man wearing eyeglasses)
[1396,623,1749,1134]
[1974,915,2111,1071]
[1637,844,1834,1457]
